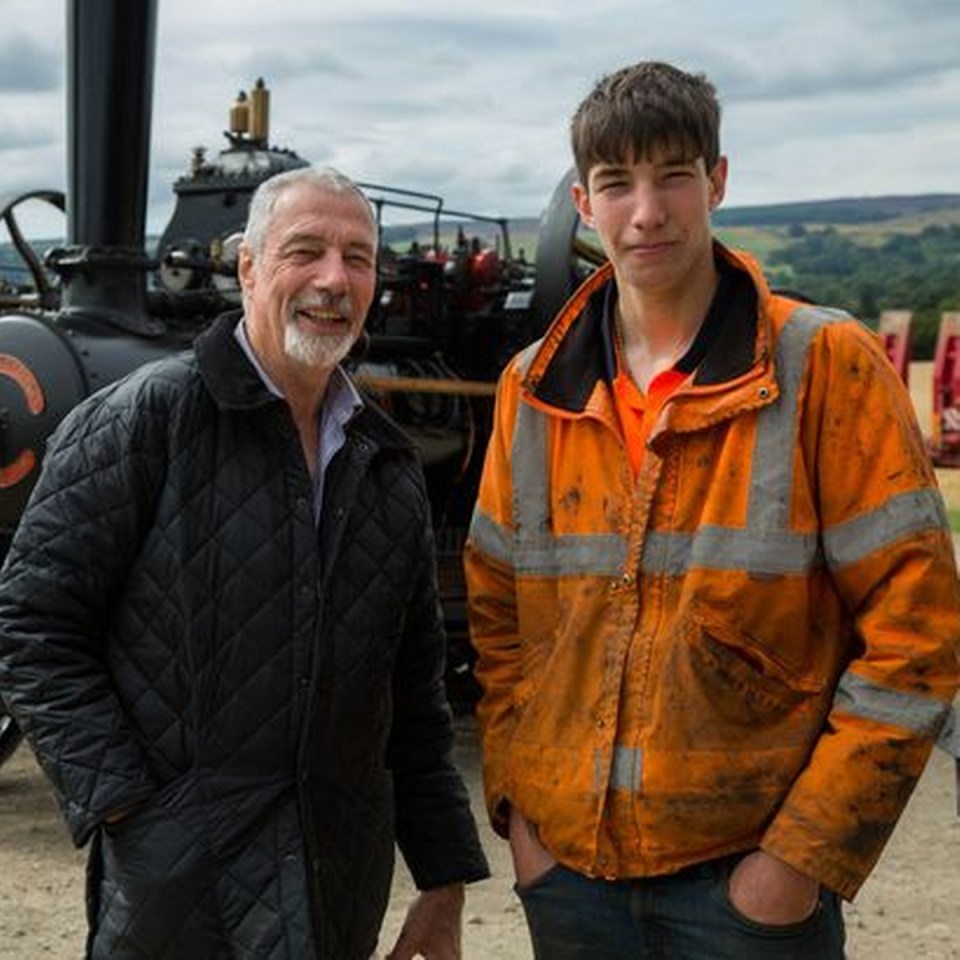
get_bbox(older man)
[0,166,488,959]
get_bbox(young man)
[465,61,960,959]
[0,167,489,959]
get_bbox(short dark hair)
[570,61,721,187]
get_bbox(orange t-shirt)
[612,364,686,477]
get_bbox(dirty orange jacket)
[464,245,960,900]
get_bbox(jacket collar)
[195,310,279,410]
[526,242,768,414]
[193,309,414,452]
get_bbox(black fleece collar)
[533,250,758,413]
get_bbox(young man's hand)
[508,806,558,888]
[384,883,465,959]
[728,850,820,925]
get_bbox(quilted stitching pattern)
[0,315,488,959]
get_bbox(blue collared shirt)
[234,319,363,526]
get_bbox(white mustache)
[289,294,352,322]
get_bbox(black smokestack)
[55,0,160,335]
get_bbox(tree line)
[761,223,960,359]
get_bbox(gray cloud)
[233,51,357,84]
[3,0,960,233]
[332,10,556,52]
[0,33,60,92]
[0,124,56,152]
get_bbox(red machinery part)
[877,309,912,387]
[931,312,960,467]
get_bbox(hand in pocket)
[728,850,820,926]
[508,806,558,889]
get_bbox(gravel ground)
[1,715,958,959]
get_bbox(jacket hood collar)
[525,242,771,413]
[195,310,279,410]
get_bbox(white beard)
[283,316,356,368]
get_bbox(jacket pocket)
[697,605,823,695]
[92,800,220,955]
[639,610,829,853]
[671,606,828,746]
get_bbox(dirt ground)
[1,362,958,959]
[1,715,958,959]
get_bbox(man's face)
[238,182,377,380]
[572,149,727,299]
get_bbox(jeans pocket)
[722,886,823,936]
[708,853,821,934]
[514,862,566,897]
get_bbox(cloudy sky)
[1,0,958,236]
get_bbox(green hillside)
[4,194,959,358]
[712,196,960,358]
[713,193,960,228]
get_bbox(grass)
[948,508,960,533]
[713,225,793,259]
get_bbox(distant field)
[830,207,960,246]
[713,225,792,260]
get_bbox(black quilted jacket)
[0,312,489,959]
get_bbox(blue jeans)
[516,856,846,960]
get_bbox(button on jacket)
[465,244,960,900]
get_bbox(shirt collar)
[234,317,283,398]
[321,365,365,433]
[233,316,365,421]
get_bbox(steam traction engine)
[148,81,547,705]
[0,0,602,761]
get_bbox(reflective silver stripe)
[511,336,548,536]
[469,504,626,576]
[468,507,514,568]
[469,339,547,572]
[516,339,542,379]
[751,307,949,574]
[821,488,948,570]
[609,745,643,790]
[507,304,952,581]
[641,527,820,576]
[833,670,951,738]
[747,307,840,539]
[511,358,631,575]
[935,707,959,759]
[640,491,948,576]
[636,308,839,577]
[516,534,626,577]
[513,399,551,540]
[636,307,834,577]
[504,306,847,579]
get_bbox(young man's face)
[572,148,727,301]
[238,182,377,381]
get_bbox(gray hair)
[242,166,377,256]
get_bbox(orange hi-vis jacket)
[464,244,960,900]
